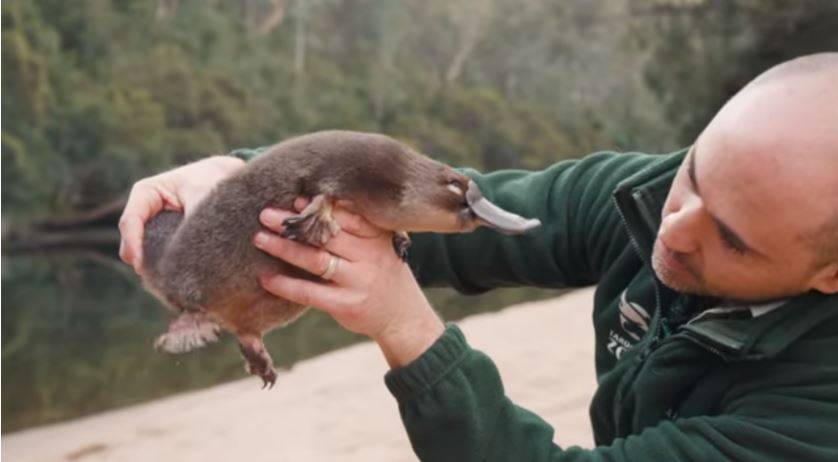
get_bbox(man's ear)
[810,262,838,294]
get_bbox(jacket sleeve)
[384,325,838,462]
[405,152,658,293]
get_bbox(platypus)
[142,130,540,387]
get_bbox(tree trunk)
[256,0,287,36]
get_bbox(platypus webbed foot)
[281,194,341,247]
[154,312,221,354]
[238,335,278,389]
[393,231,411,261]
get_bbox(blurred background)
[2,0,837,434]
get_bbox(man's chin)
[652,257,797,304]
[652,250,698,293]
[654,268,703,295]
[658,277,715,298]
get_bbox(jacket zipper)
[613,190,748,360]
[610,193,666,429]
[611,193,665,358]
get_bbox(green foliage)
[4,0,835,220]
[632,0,838,146]
[3,0,836,432]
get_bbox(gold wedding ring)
[319,254,339,280]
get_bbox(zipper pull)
[638,336,660,361]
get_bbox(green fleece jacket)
[232,147,838,461]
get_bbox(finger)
[331,206,383,238]
[254,231,355,285]
[293,197,309,212]
[118,215,146,271]
[119,183,166,272]
[263,201,383,239]
[259,207,391,262]
[321,227,394,263]
[324,207,393,260]
[259,273,350,318]
[259,208,296,233]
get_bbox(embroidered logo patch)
[618,289,650,341]
[607,330,633,359]
[606,290,652,359]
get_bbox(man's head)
[652,53,838,303]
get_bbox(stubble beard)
[651,242,709,296]
[651,239,804,304]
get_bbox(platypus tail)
[143,211,183,277]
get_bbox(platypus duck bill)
[465,180,541,235]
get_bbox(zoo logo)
[606,290,651,359]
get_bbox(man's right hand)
[118,155,246,275]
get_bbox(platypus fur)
[141,130,540,387]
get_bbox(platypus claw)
[238,336,278,390]
[261,369,277,389]
[281,216,336,246]
[281,195,340,247]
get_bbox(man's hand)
[118,155,245,274]
[254,201,445,368]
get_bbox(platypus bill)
[141,130,540,387]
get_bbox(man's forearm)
[374,297,446,369]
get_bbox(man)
[120,53,838,460]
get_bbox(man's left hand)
[254,199,445,368]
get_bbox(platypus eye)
[446,182,464,196]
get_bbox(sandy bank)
[3,287,596,461]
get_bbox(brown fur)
[142,130,477,386]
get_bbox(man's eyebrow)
[715,218,753,253]
[686,145,765,258]
[687,147,700,195]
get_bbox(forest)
[2,0,837,432]
[5,0,837,221]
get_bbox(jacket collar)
[612,149,838,360]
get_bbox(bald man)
[120,53,838,461]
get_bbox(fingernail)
[133,255,144,275]
[254,232,269,247]
[260,209,282,226]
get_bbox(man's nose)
[658,198,704,254]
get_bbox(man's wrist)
[375,309,446,369]
[228,146,269,162]
[383,324,470,400]
[210,155,246,169]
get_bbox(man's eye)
[721,234,747,255]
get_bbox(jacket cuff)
[384,323,470,400]
[228,146,269,162]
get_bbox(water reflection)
[2,254,555,433]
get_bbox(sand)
[2,287,597,461]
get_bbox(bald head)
[745,52,838,89]
[703,53,838,268]
[745,53,838,265]
[655,53,838,301]
[753,53,838,267]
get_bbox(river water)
[1,253,555,433]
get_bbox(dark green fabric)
[230,146,270,162]
[232,147,838,461]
